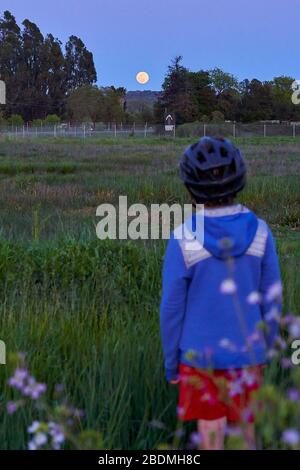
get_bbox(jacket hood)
[200,205,258,259]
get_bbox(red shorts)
[177,363,263,423]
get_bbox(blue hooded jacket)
[160,204,282,381]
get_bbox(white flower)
[288,319,300,339]
[266,281,282,302]
[247,291,261,305]
[28,440,37,450]
[282,429,300,446]
[220,279,237,295]
[28,421,40,434]
[219,338,236,351]
[34,432,47,447]
[265,307,280,322]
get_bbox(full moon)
[136,71,150,85]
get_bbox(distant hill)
[125,90,162,112]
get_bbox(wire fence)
[1,121,300,139]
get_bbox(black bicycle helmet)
[179,136,246,203]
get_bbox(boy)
[160,137,282,450]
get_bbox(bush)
[8,114,24,126]
[176,121,206,138]
[44,114,61,125]
[211,110,225,122]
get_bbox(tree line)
[0,10,126,124]
[1,10,299,125]
[154,56,300,125]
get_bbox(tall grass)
[0,138,299,449]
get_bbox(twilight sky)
[1,0,298,90]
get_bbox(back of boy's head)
[179,136,246,205]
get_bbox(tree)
[0,11,22,116]
[101,86,126,123]
[239,79,273,122]
[209,68,239,96]
[160,56,197,124]
[19,18,45,120]
[188,70,216,120]
[209,68,240,120]
[271,76,298,121]
[66,85,103,123]
[65,36,97,92]
[41,34,67,117]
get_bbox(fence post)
[263,124,267,138]
[144,122,148,137]
[233,122,236,139]
[114,123,117,138]
[83,124,86,139]
[293,123,296,138]
[203,123,207,137]
[22,125,25,138]
[54,125,57,138]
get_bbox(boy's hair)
[179,136,246,204]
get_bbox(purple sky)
[1,0,298,90]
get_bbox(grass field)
[0,137,299,449]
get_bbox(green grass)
[0,137,299,449]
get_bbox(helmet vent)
[220,146,228,158]
[197,151,206,163]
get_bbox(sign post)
[165,113,175,133]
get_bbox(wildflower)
[190,432,202,447]
[225,425,242,436]
[274,336,287,351]
[34,432,48,447]
[28,421,41,434]
[220,279,237,295]
[281,357,293,369]
[281,314,294,326]
[175,428,185,439]
[265,307,280,323]
[266,281,282,303]
[247,331,261,344]
[288,318,300,339]
[247,291,261,305]
[7,401,18,415]
[23,378,47,400]
[28,441,37,451]
[241,370,256,387]
[282,429,300,447]
[266,349,278,359]
[219,338,236,352]
[287,388,300,402]
[8,368,28,390]
[177,407,185,418]
[55,384,64,394]
[229,378,243,397]
[48,422,65,449]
